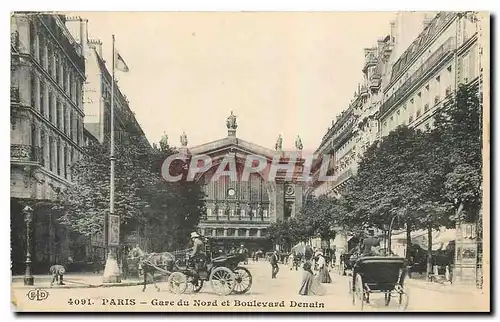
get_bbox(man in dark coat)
[362,229,380,256]
[270,250,280,279]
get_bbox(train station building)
[178,112,306,253]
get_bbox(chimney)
[89,39,103,58]
[390,21,396,42]
[80,19,89,56]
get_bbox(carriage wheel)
[186,275,204,293]
[384,292,391,306]
[353,274,365,311]
[210,267,236,296]
[232,266,252,294]
[167,272,188,294]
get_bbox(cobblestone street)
[12,261,488,312]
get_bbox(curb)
[12,280,149,290]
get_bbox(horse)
[128,246,177,292]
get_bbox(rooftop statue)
[295,135,303,151]
[180,131,188,147]
[275,134,283,151]
[159,131,168,151]
[226,111,238,130]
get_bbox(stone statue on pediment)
[226,111,238,130]
[275,134,283,151]
[295,135,303,151]
[180,131,188,147]
[159,132,168,151]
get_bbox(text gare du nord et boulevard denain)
[90,298,326,308]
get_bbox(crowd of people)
[264,229,385,296]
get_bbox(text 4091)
[68,298,95,306]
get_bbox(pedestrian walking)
[270,250,280,279]
[299,261,326,296]
[315,251,332,283]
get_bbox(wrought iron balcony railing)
[11,145,44,165]
[380,37,455,116]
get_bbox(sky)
[68,12,397,151]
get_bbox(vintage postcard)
[10,11,490,313]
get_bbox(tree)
[298,195,346,244]
[145,144,206,251]
[431,83,483,223]
[345,126,454,263]
[58,133,206,251]
[58,134,154,238]
[266,217,308,251]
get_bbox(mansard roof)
[390,12,456,83]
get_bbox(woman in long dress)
[299,261,326,296]
[316,251,332,283]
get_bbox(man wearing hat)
[362,229,380,256]
[238,244,249,264]
[189,232,206,271]
[270,250,280,279]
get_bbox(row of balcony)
[11,144,44,165]
[202,215,271,222]
[380,37,455,116]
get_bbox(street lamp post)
[23,205,34,286]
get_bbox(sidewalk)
[11,273,153,290]
[405,278,484,295]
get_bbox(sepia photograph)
[9,9,490,313]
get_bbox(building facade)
[10,13,87,274]
[309,11,483,283]
[377,11,482,286]
[379,12,480,135]
[180,113,305,252]
[66,16,149,261]
[305,23,396,260]
[66,16,148,144]
[308,19,396,199]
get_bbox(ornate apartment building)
[66,16,148,144]
[66,16,149,259]
[308,11,484,283]
[10,13,87,274]
[377,11,483,285]
[378,12,481,135]
[308,21,396,199]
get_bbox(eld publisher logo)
[26,289,49,301]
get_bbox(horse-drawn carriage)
[168,252,252,296]
[129,237,252,296]
[349,256,410,311]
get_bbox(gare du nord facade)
[186,113,310,253]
